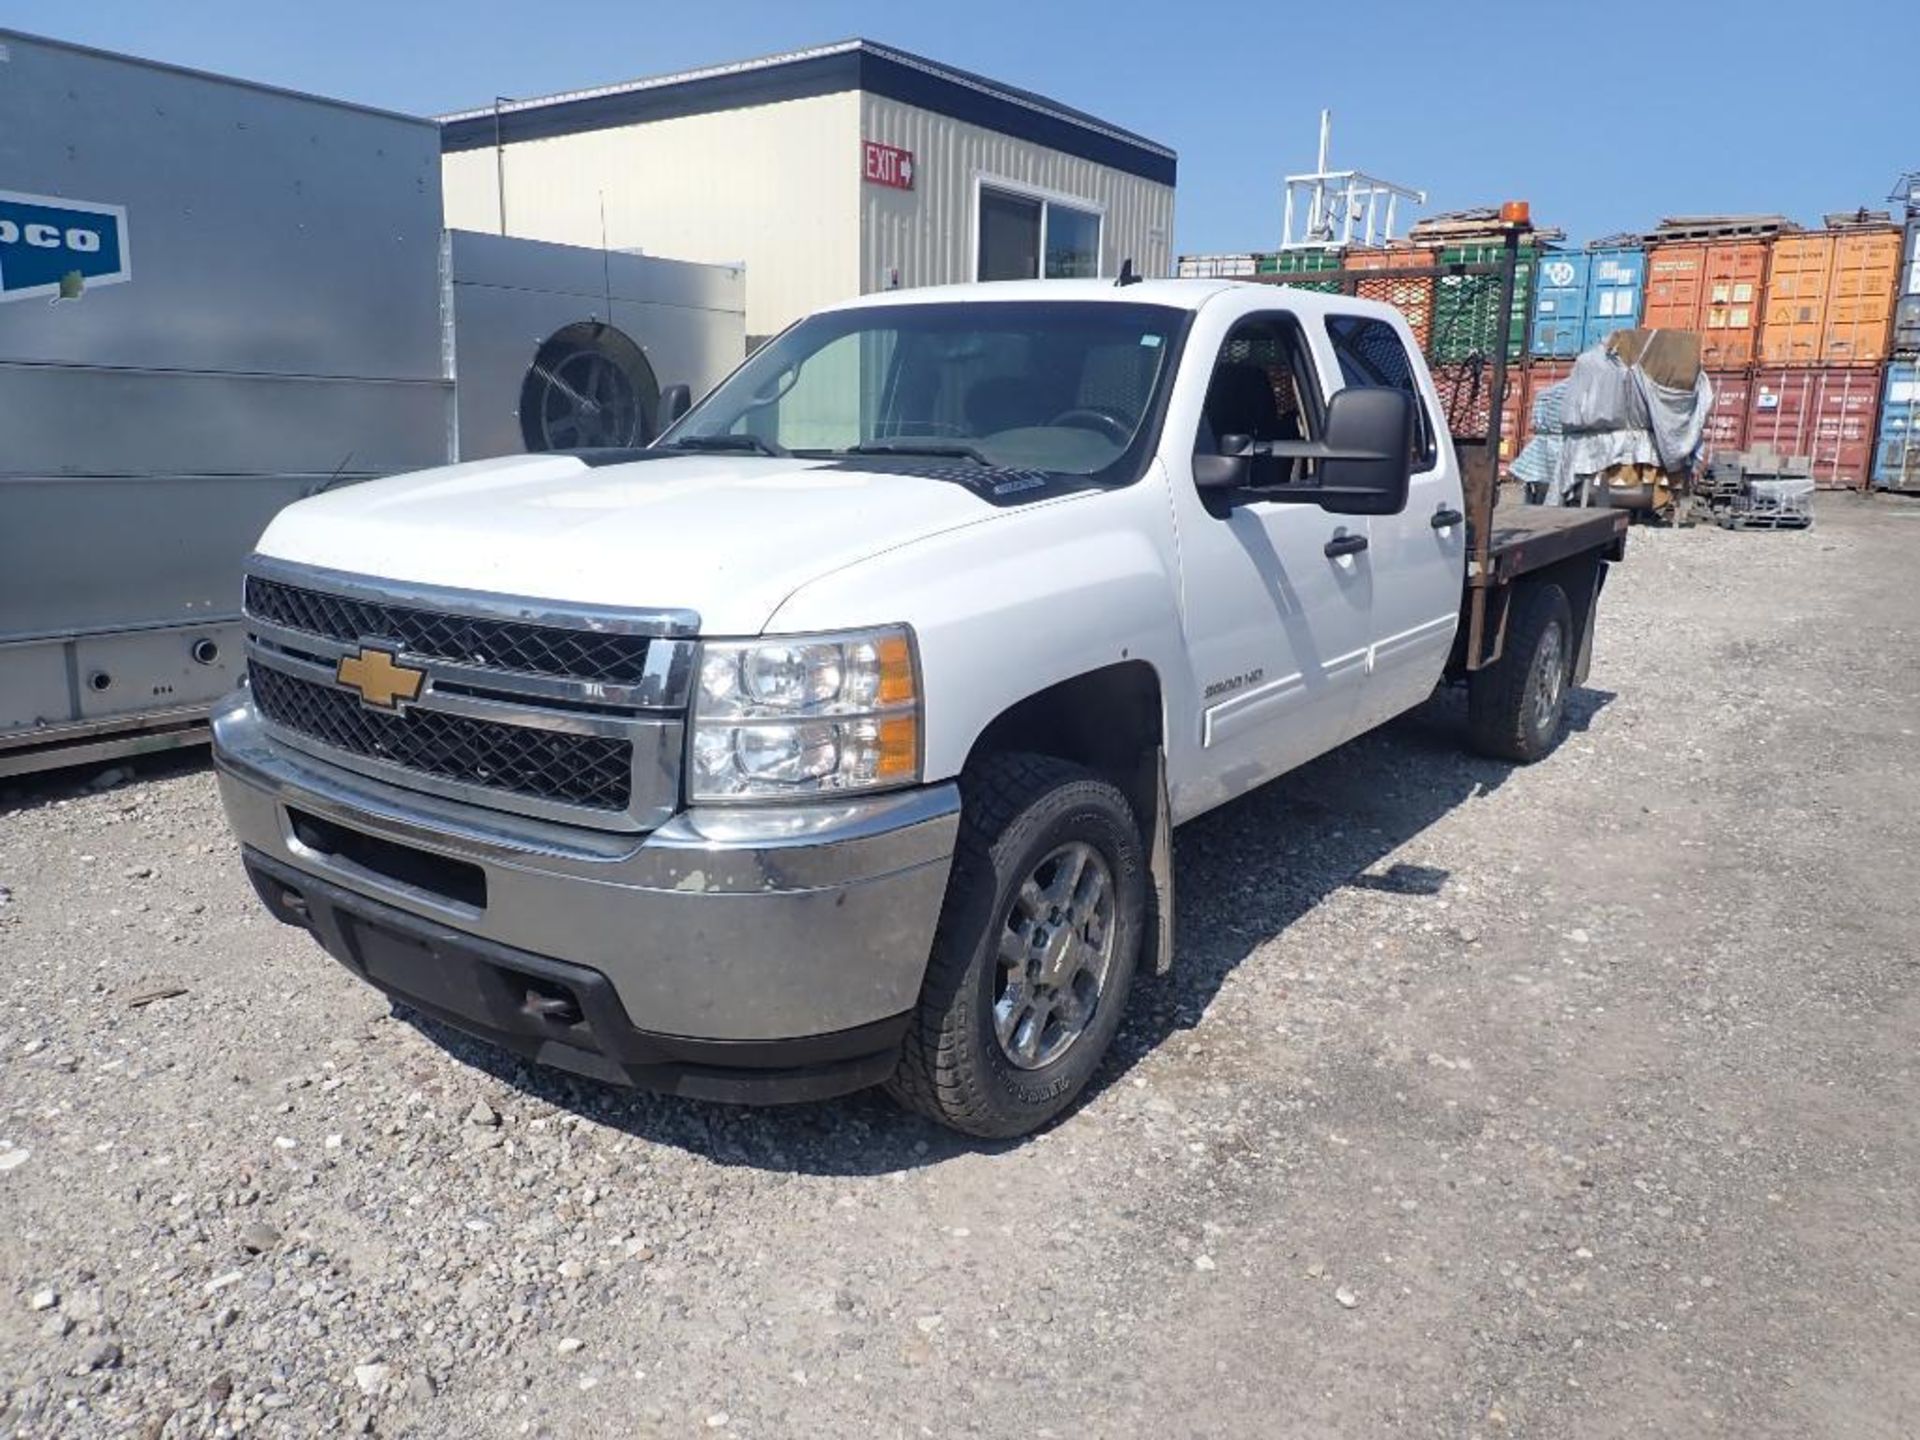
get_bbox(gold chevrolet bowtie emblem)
[335,645,425,710]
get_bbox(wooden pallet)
[1643,216,1797,244]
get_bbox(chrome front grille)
[240,557,697,832]
[244,576,655,684]
[249,663,635,812]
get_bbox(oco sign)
[0,190,131,302]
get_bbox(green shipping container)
[1255,249,1345,293]
[1433,242,1537,363]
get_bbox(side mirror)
[1193,433,1253,491]
[658,383,692,429]
[1313,387,1414,516]
[1211,388,1412,515]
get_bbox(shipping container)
[1347,246,1435,351]
[1581,246,1646,351]
[1873,359,1919,490]
[1645,241,1768,367]
[1903,216,1920,301]
[1745,366,1882,489]
[1700,241,1769,367]
[1760,233,1835,365]
[1643,243,1706,334]
[1897,296,1920,356]
[1701,368,1754,459]
[1256,248,1344,293]
[1531,253,1588,358]
[1433,241,1536,362]
[1821,228,1902,366]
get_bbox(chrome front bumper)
[211,692,959,1049]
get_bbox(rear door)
[1319,312,1465,731]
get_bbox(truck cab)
[215,277,1614,1137]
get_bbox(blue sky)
[9,0,1915,252]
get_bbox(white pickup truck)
[213,275,1627,1137]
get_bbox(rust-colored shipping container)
[1821,229,1902,366]
[1642,244,1706,333]
[1745,366,1882,489]
[1346,246,1434,352]
[1760,234,1835,365]
[1645,241,1768,367]
[1701,369,1753,459]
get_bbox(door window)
[1324,314,1438,470]
[1195,314,1322,487]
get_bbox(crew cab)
[212,277,1627,1137]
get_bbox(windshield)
[661,300,1189,480]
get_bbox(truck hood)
[253,452,1010,634]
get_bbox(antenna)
[1114,258,1142,287]
[1280,110,1426,251]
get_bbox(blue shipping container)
[1580,246,1646,351]
[1873,359,1919,491]
[1530,253,1589,357]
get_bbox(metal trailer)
[0,31,744,777]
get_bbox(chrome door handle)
[1323,532,1369,559]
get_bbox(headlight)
[689,626,921,801]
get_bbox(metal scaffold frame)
[1280,110,1426,252]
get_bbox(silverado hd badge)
[335,645,425,711]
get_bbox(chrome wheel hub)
[993,841,1117,1070]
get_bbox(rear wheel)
[889,753,1145,1138]
[1467,581,1573,763]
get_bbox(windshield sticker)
[1140,334,1163,347]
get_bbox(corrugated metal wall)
[442,92,862,337]
[858,94,1174,294]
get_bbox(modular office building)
[440,40,1177,341]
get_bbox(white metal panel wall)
[442,92,860,337]
[858,94,1174,294]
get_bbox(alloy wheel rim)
[1533,621,1567,733]
[992,841,1117,1070]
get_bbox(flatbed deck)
[1473,504,1630,585]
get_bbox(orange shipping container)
[1760,234,1835,365]
[1821,229,1901,366]
[1346,247,1434,352]
[1699,241,1768,367]
[1643,244,1706,333]
[1645,241,1768,366]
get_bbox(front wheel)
[1467,581,1573,763]
[888,754,1146,1138]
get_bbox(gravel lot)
[4,494,1918,1439]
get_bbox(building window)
[977,184,1102,281]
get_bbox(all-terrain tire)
[887,753,1146,1139]
[1467,581,1574,763]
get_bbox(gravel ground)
[3,494,1918,1439]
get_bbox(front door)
[1169,310,1374,813]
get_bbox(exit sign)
[863,141,915,191]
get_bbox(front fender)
[763,481,1191,783]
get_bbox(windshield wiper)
[845,440,993,466]
[667,433,789,458]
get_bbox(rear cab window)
[1324,314,1438,471]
